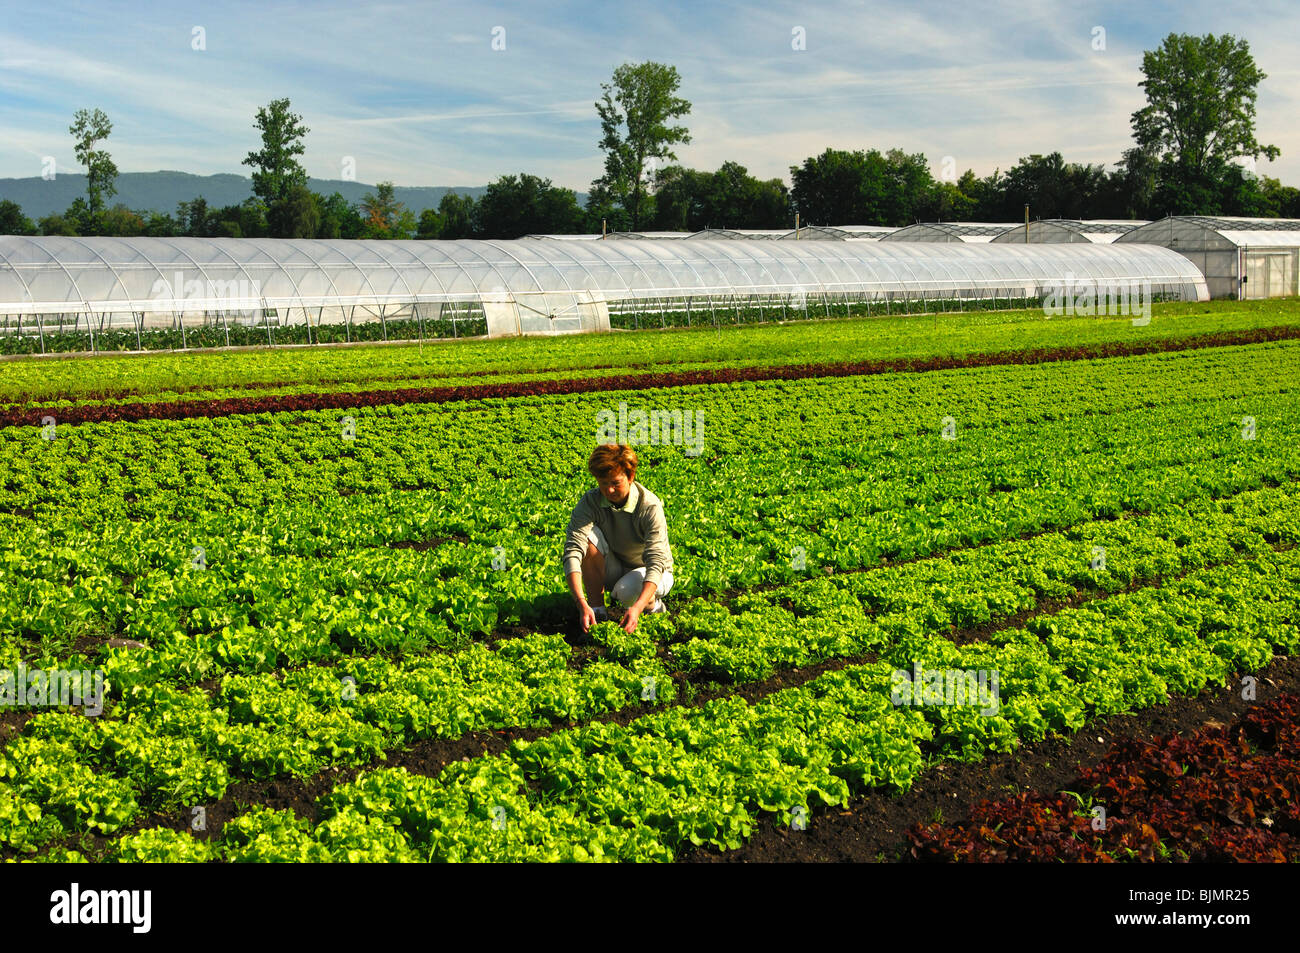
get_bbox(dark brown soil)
[679,654,1300,862]
[0,708,35,745]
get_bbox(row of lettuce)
[19,543,1300,862]
[4,478,1298,859]
[1,343,1295,690]
[2,300,1295,407]
[3,339,1298,860]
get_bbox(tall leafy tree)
[789,148,938,226]
[0,200,37,235]
[38,212,80,236]
[361,182,405,236]
[1098,146,1161,219]
[473,174,584,238]
[317,191,364,239]
[415,206,444,239]
[651,162,788,231]
[69,108,119,218]
[591,61,692,231]
[269,181,321,239]
[243,98,311,236]
[176,197,211,237]
[789,148,875,225]
[982,152,1107,220]
[1132,33,1278,211]
[436,192,477,239]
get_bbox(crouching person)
[563,443,674,634]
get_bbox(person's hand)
[578,602,596,633]
[621,604,642,634]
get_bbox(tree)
[789,148,939,226]
[208,199,269,239]
[269,181,321,239]
[1258,177,1300,218]
[38,212,80,236]
[243,98,311,236]
[918,181,978,222]
[981,152,1107,220]
[415,207,444,239]
[142,211,178,237]
[97,204,146,237]
[437,192,477,239]
[651,162,789,231]
[317,191,363,239]
[65,197,94,234]
[176,197,211,237]
[1098,146,1160,219]
[359,181,415,238]
[704,161,789,229]
[591,62,692,231]
[1132,33,1279,209]
[0,200,37,235]
[582,193,631,235]
[473,174,585,238]
[789,149,875,225]
[69,108,119,217]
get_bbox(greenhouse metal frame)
[783,225,896,240]
[881,222,1021,243]
[990,220,1148,244]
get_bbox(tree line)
[1,31,1296,241]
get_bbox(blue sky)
[2,0,1297,191]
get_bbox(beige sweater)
[562,481,674,587]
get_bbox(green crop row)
[2,343,1296,701]
[3,367,1296,693]
[0,316,489,359]
[3,335,1298,860]
[50,546,1300,862]
[3,477,1293,857]
[2,298,1296,406]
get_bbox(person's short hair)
[589,443,637,482]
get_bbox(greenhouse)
[784,225,896,240]
[601,231,691,240]
[0,235,1208,353]
[881,222,1020,243]
[990,220,1147,244]
[688,229,790,240]
[1116,216,1300,299]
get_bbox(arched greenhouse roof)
[991,220,1148,244]
[0,235,1209,315]
[688,228,790,239]
[881,222,1020,242]
[783,225,896,240]
[1116,216,1300,250]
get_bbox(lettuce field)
[2,300,1299,863]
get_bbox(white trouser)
[588,526,673,605]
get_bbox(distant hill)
[0,170,587,220]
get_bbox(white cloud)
[1,0,1298,192]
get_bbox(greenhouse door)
[1243,251,1296,299]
